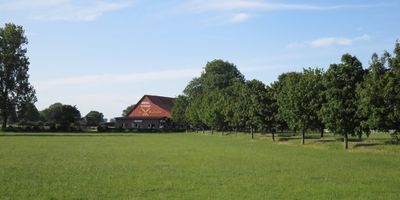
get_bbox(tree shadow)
[312,138,336,143]
[278,137,299,142]
[384,140,400,145]
[353,143,380,148]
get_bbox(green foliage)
[41,103,81,130]
[385,41,400,133]
[244,80,277,133]
[0,23,36,129]
[275,72,302,131]
[321,54,365,135]
[182,60,246,131]
[122,104,135,117]
[171,95,189,126]
[84,111,105,126]
[356,53,390,132]
[16,102,41,123]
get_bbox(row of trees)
[172,42,400,149]
[6,102,106,131]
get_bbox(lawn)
[0,133,399,199]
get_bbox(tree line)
[172,42,400,149]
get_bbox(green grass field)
[0,133,399,199]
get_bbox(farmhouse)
[115,95,175,129]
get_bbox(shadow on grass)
[353,143,380,148]
[278,137,299,142]
[384,140,400,145]
[312,138,336,143]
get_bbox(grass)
[0,132,399,199]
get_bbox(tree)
[171,95,189,127]
[301,68,326,139]
[321,54,365,149]
[385,41,400,141]
[17,102,41,123]
[84,111,105,126]
[275,72,304,139]
[54,105,81,130]
[182,60,245,133]
[0,23,36,129]
[244,80,279,140]
[356,52,390,139]
[275,69,325,145]
[41,103,81,130]
[122,104,135,117]
[221,80,247,132]
[41,103,63,123]
[244,80,268,139]
[183,78,205,130]
[199,60,245,132]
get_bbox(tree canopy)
[0,23,36,129]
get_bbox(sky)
[0,0,399,120]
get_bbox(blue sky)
[0,0,399,119]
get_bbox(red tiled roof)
[125,95,175,117]
[146,95,175,112]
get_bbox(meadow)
[0,132,399,199]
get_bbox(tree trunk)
[272,130,275,142]
[301,129,305,145]
[1,114,8,130]
[358,131,362,142]
[344,132,349,150]
[251,127,254,139]
[211,128,214,135]
[320,127,324,138]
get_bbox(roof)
[125,95,175,117]
[146,95,175,112]
[116,116,168,120]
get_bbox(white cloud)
[288,34,371,48]
[180,0,385,23]
[183,0,380,12]
[0,0,132,21]
[229,13,250,23]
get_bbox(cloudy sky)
[0,0,399,119]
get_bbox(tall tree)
[41,103,63,123]
[301,68,326,139]
[356,53,390,138]
[171,95,189,127]
[183,60,245,133]
[275,72,304,140]
[244,80,268,139]
[321,54,365,149]
[54,105,81,130]
[183,78,204,130]
[84,111,105,126]
[222,80,247,132]
[385,41,400,141]
[41,103,81,130]
[0,23,36,129]
[275,69,325,144]
[17,102,41,123]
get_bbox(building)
[115,95,175,129]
